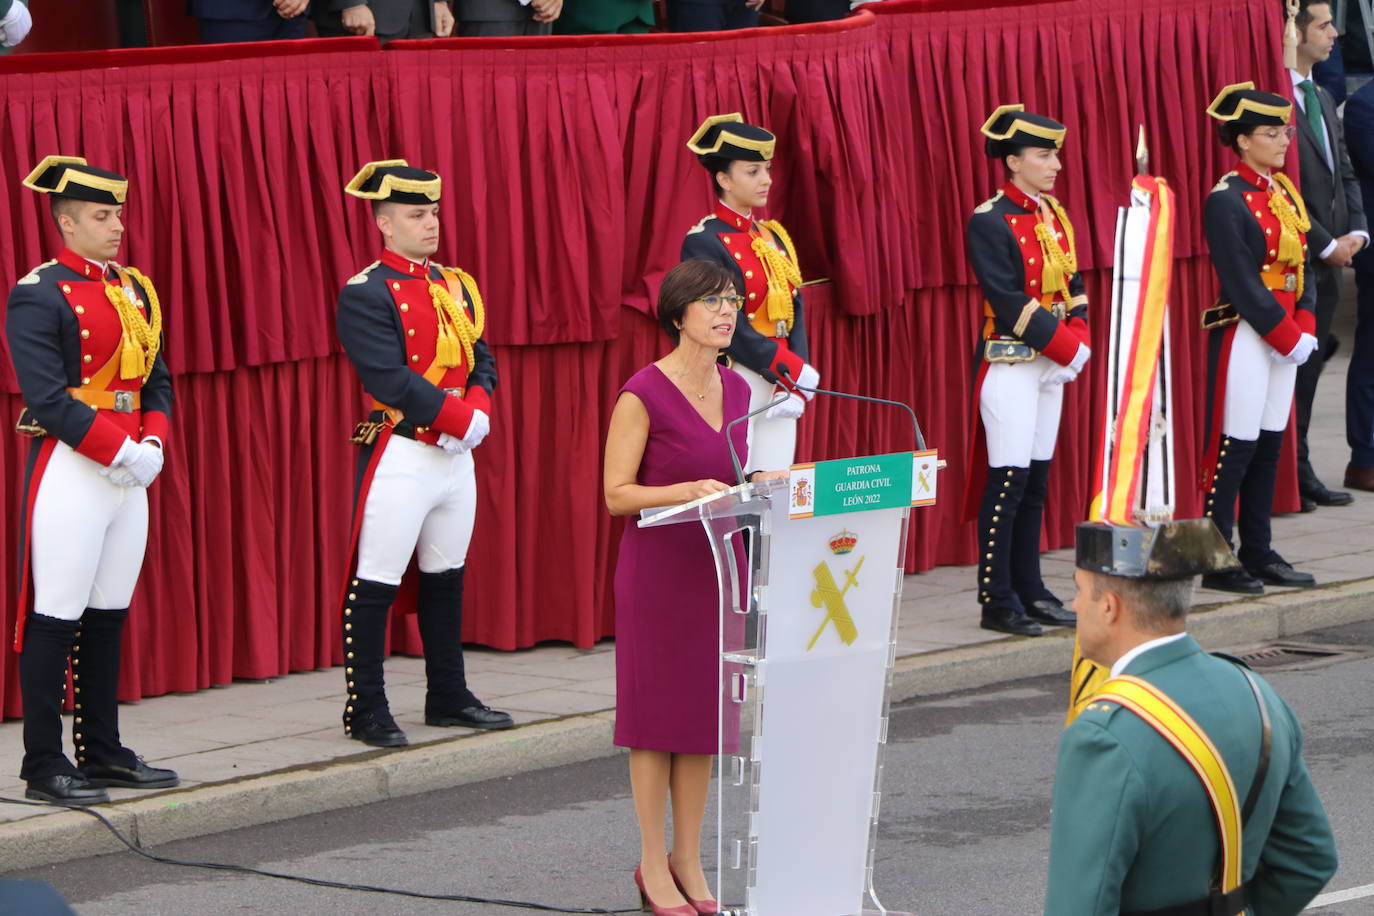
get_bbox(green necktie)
[1300,79,1328,159]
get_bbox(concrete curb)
[1,579,1370,873]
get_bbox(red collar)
[1001,182,1040,213]
[1235,162,1273,192]
[57,248,114,282]
[713,201,755,233]
[380,249,432,278]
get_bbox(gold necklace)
[669,360,713,401]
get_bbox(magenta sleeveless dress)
[613,364,750,754]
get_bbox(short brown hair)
[49,196,86,234]
[657,258,735,344]
[1292,0,1329,32]
[1090,572,1195,634]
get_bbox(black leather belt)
[1122,881,1249,916]
[1201,303,1240,329]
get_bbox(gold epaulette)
[1211,171,1238,193]
[685,215,712,236]
[973,190,1004,214]
[15,259,57,286]
[346,261,380,285]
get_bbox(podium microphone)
[726,389,792,485]
[776,363,928,452]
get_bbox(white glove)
[460,409,490,450]
[113,439,164,487]
[1275,332,1318,366]
[436,433,470,456]
[102,466,142,488]
[1039,364,1079,387]
[0,1,33,48]
[1067,342,1091,374]
[764,391,805,420]
[795,362,820,401]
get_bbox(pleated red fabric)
[0,0,1292,716]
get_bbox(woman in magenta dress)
[604,258,785,916]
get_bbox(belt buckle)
[1284,274,1296,292]
[443,386,465,398]
[113,391,134,413]
[1051,301,1067,320]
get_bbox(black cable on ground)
[0,796,640,914]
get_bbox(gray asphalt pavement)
[7,622,1373,916]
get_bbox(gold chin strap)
[105,266,162,382]
[428,267,485,370]
[1034,198,1078,298]
[753,219,802,332]
[1268,173,1311,298]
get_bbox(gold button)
[345,637,352,645]
[344,623,352,631]
[1018,236,1026,243]
[392,282,400,290]
[75,305,85,314]
[748,292,757,300]
[411,354,420,363]
[348,592,357,600]
[722,235,731,245]
[745,270,754,279]
[352,579,359,586]
[734,252,742,260]
[347,652,355,659]
[1269,250,1276,257]
[982,577,991,584]
[1028,257,1036,265]
[407,328,415,336]
[83,354,92,363]
[400,303,409,312]
[80,329,90,339]
[748,312,756,320]
[1255,210,1263,218]
[82,377,90,384]
[1030,280,1038,287]
[416,426,427,434]
[62,284,72,294]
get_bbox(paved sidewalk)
[2,305,1372,868]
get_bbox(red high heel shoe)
[634,865,696,916]
[667,858,721,915]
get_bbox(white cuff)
[1320,239,1338,260]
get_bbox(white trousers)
[980,356,1065,467]
[30,441,148,620]
[355,435,476,585]
[1223,320,1298,439]
[734,364,797,473]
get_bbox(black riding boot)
[1010,459,1075,627]
[1239,430,1316,587]
[418,568,512,730]
[977,466,1041,636]
[74,608,179,789]
[19,613,107,803]
[1201,436,1263,593]
[342,578,407,747]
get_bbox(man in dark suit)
[1289,0,1368,508]
[666,0,761,31]
[188,0,309,42]
[454,0,559,35]
[1340,78,1374,491]
[315,0,454,40]
[784,0,850,23]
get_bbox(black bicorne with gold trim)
[686,113,776,164]
[1205,81,1293,129]
[981,104,1067,159]
[345,159,442,206]
[22,156,128,205]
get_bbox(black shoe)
[1299,496,1317,513]
[26,773,110,804]
[347,710,409,747]
[80,757,179,789]
[979,607,1043,637]
[1026,599,1076,627]
[1301,481,1354,507]
[1247,561,1317,588]
[1201,568,1265,594]
[426,705,515,730]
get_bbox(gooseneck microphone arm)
[776,364,928,453]
[726,390,791,485]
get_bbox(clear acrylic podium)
[639,451,940,916]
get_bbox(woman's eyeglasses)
[696,294,745,313]
[1255,126,1297,141]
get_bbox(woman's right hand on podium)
[680,479,731,502]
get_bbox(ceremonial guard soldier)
[1046,519,1337,914]
[682,114,819,472]
[6,156,178,803]
[335,160,512,747]
[1199,83,1319,594]
[964,105,1090,636]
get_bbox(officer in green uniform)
[1046,519,1337,915]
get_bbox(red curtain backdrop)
[0,0,1288,717]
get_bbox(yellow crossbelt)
[1092,675,1243,895]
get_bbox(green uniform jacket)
[554,0,654,34]
[1045,635,1337,915]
